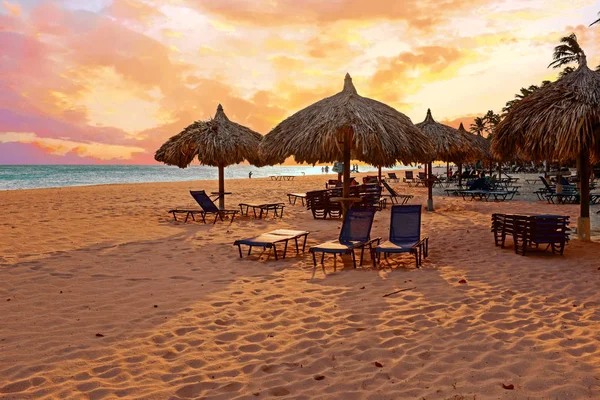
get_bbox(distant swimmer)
[249,171,253,179]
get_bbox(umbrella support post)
[578,149,591,241]
[342,128,352,216]
[427,161,434,212]
[218,164,225,210]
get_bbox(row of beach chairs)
[491,213,570,256]
[235,205,429,268]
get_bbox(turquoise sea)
[0,164,415,191]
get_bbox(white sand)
[1,173,600,399]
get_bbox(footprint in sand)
[0,377,46,394]
[175,382,219,398]
[49,272,73,278]
[185,359,206,369]
[239,344,262,353]
[269,387,291,396]
[174,327,197,336]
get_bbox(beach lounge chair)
[190,190,239,223]
[373,205,428,268]
[363,175,379,184]
[238,202,285,218]
[416,172,427,187]
[356,184,387,210]
[287,193,307,206]
[381,180,413,205]
[513,215,570,256]
[309,207,380,269]
[168,190,239,223]
[403,171,416,186]
[326,179,340,189]
[534,176,555,200]
[306,190,342,219]
[234,229,309,260]
[387,172,400,183]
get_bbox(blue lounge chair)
[309,207,380,269]
[381,179,413,205]
[169,190,239,224]
[373,205,429,268]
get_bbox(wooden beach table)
[234,229,309,260]
[287,193,307,206]
[270,175,296,181]
[239,202,285,218]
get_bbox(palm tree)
[559,66,575,78]
[470,117,486,136]
[548,33,586,69]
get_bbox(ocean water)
[0,164,415,191]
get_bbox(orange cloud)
[189,0,490,31]
[0,132,146,160]
[369,46,478,103]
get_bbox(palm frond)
[548,33,586,68]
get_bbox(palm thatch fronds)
[260,74,434,167]
[492,62,600,162]
[459,122,491,160]
[416,110,480,163]
[155,104,263,168]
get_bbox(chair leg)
[351,250,357,269]
[248,246,252,256]
[282,240,289,259]
[312,251,317,267]
[272,244,278,260]
[359,247,365,266]
[237,244,243,258]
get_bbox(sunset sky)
[0,0,599,164]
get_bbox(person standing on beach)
[249,171,252,179]
[325,166,329,173]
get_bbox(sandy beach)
[1,173,600,399]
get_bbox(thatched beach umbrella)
[155,104,263,210]
[492,60,600,241]
[417,109,480,210]
[261,73,434,211]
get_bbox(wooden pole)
[218,163,225,210]
[378,166,382,184]
[446,162,450,179]
[343,128,351,202]
[578,149,590,241]
[427,161,434,211]
[458,162,462,186]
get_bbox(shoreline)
[0,165,421,192]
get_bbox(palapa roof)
[492,61,600,162]
[155,104,264,168]
[459,122,491,160]
[416,109,481,163]
[260,74,434,167]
